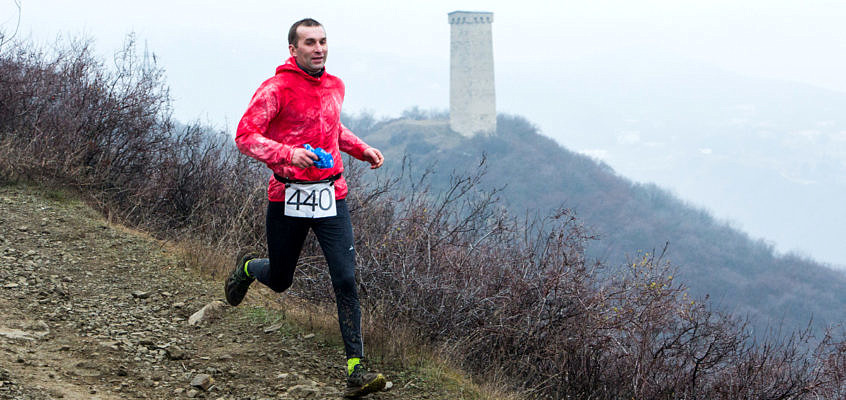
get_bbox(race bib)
[284,181,337,218]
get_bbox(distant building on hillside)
[448,11,496,137]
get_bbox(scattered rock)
[166,345,187,360]
[188,301,226,326]
[99,340,120,350]
[190,373,214,391]
[0,327,36,341]
[0,189,434,400]
[71,361,102,377]
[287,384,320,398]
[385,381,394,391]
[263,323,283,333]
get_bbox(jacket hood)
[276,57,322,81]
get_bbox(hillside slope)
[350,114,846,334]
[0,185,471,400]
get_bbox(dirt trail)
[0,186,443,399]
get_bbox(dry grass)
[170,239,514,399]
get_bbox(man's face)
[289,25,327,73]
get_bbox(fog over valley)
[512,50,846,268]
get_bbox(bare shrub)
[293,155,846,398]
[1,35,166,188]
[2,33,844,399]
[0,33,266,252]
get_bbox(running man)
[226,18,386,398]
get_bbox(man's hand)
[292,147,318,168]
[363,148,384,169]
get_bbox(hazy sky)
[3,0,846,266]
[4,0,846,125]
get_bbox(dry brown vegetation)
[2,33,845,399]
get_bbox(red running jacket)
[235,57,371,202]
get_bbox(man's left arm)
[339,123,383,169]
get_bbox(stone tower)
[448,11,496,137]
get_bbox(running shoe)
[224,252,256,306]
[345,364,386,398]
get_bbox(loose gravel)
[0,185,443,400]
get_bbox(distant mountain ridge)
[346,113,846,335]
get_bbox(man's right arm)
[235,81,294,171]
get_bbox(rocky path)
[0,186,447,399]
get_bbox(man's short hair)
[288,18,323,47]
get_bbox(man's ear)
[288,43,296,56]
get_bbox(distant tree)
[400,106,448,120]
